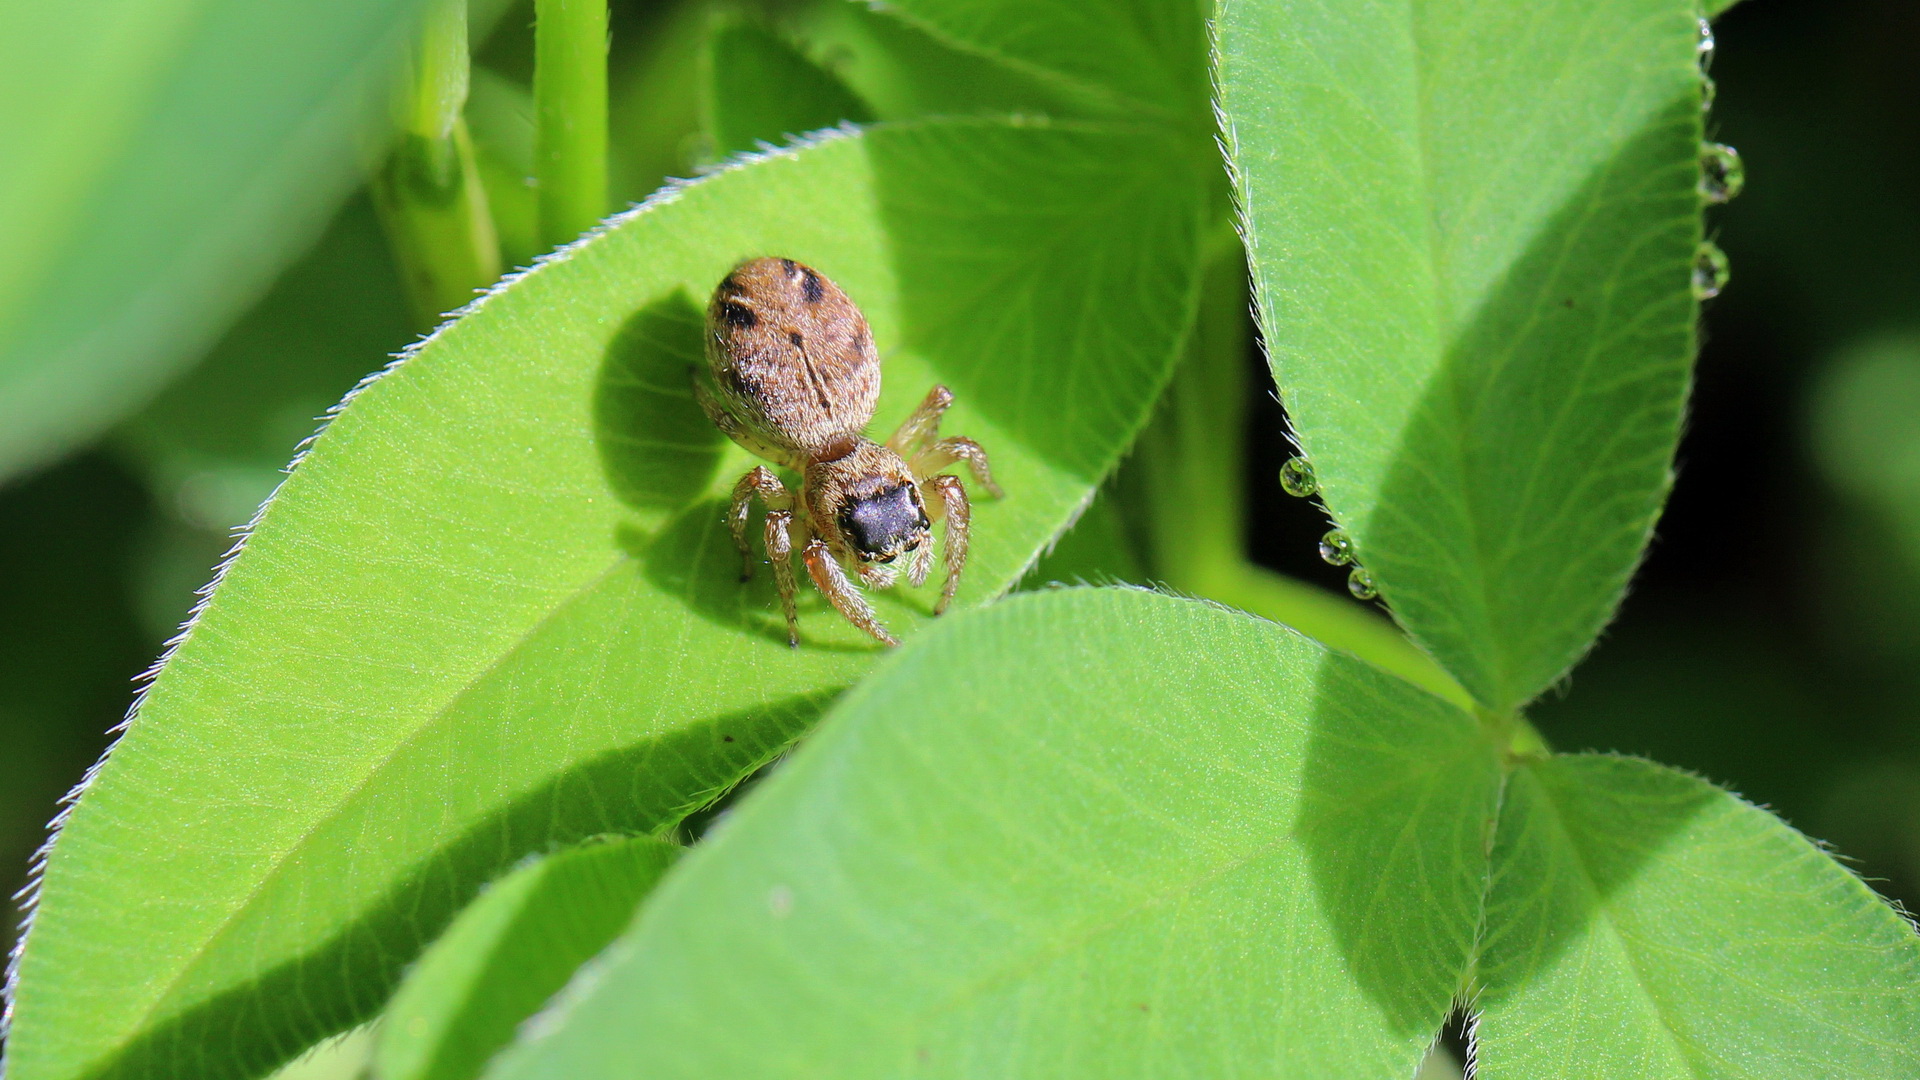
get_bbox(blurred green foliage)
[0,0,437,481]
[0,0,1917,1045]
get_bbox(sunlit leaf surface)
[5,118,1203,1080]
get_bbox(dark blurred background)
[5,0,1919,964]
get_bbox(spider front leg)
[922,473,971,614]
[887,384,953,459]
[728,466,787,579]
[802,538,898,646]
[914,436,1004,500]
[889,385,1004,499]
[729,466,802,645]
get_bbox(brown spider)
[694,256,1002,647]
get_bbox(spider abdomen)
[701,256,879,463]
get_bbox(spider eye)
[842,484,926,559]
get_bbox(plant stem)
[1484,707,1552,764]
[404,0,471,143]
[1139,230,1474,712]
[374,0,501,328]
[534,0,609,249]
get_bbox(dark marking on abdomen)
[720,300,756,329]
[795,340,835,416]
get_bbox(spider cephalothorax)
[694,256,1001,646]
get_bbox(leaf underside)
[486,588,1502,1080]
[1476,754,1920,1078]
[1219,0,1705,712]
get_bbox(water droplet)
[1279,456,1318,498]
[1699,143,1745,204]
[1347,567,1378,601]
[1696,17,1715,70]
[1700,74,1717,113]
[1692,241,1730,300]
[1319,528,1354,566]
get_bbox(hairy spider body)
[696,256,1001,646]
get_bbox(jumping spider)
[695,256,1002,647]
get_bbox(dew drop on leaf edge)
[1701,74,1717,113]
[1692,241,1730,300]
[1699,143,1745,204]
[1347,567,1378,601]
[1279,456,1318,498]
[1697,17,1715,71]
[1319,528,1354,566]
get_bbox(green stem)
[534,0,609,249]
[1139,231,1474,712]
[374,0,501,328]
[1483,707,1552,764]
[1144,226,1248,586]
[404,0,470,143]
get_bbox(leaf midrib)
[1395,0,1508,705]
[1386,1,1671,710]
[93,173,1141,1057]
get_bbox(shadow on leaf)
[1359,91,1702,714]
[1297,651,1499,1040]
[1472,755,1718,1009]
[630,507,899,653]
[1288,88,1709,1038]
[68,693,834,1080]
[1297,657,1711,1040]
[593,289,724,512]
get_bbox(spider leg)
[906,534,935,589]
[886,384,953,459]
[765,506,801,647]
[728,466,792,582]
[922,473,970,614]
[859,561,899,590]
[913,436,1003,499]
[803,538,898,646]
